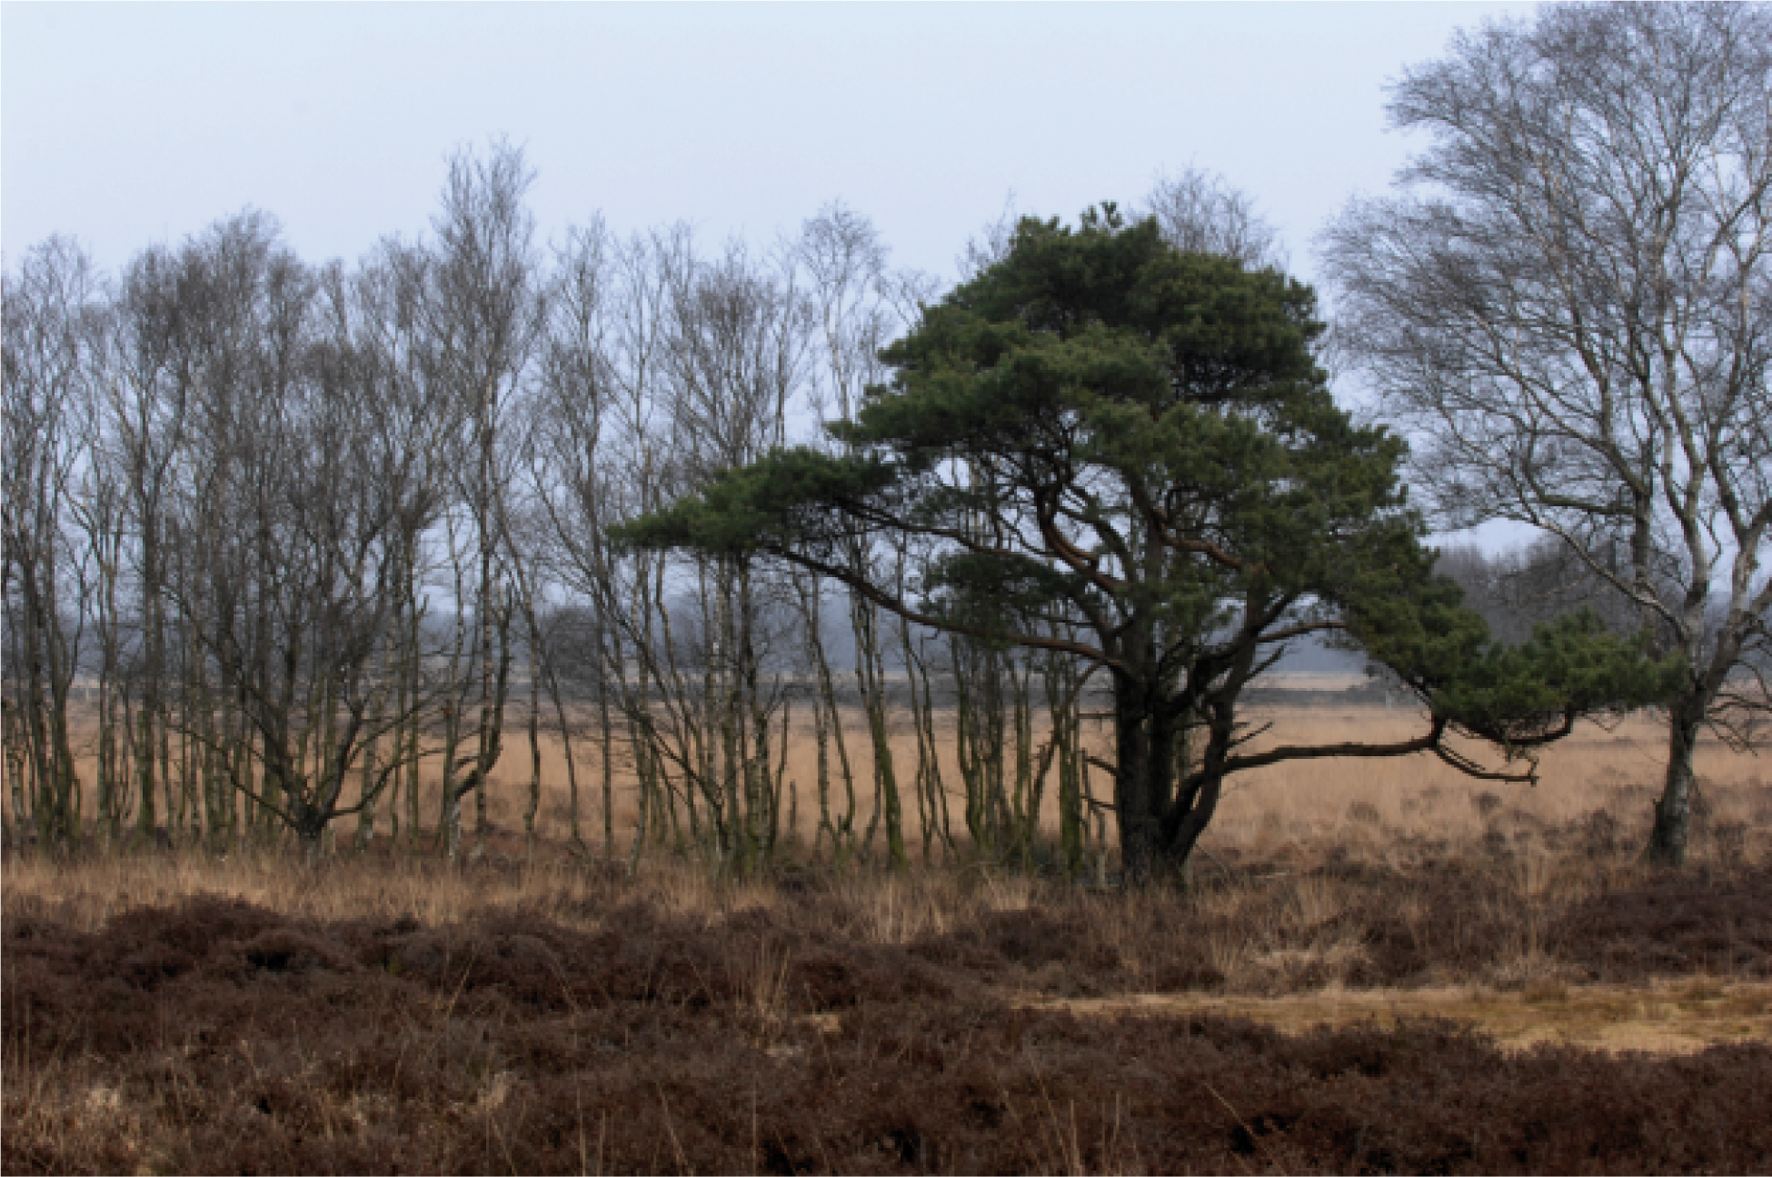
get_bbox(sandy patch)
[1022,978,1772,1054]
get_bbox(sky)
[5,1,1540,559]
[3,2,1535,290]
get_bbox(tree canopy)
[1323,1,1772,865]
[623,208,1679,882]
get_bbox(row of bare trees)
[3,143,1148,873]
[9,1,1765,871]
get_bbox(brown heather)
[4,708,1771,1174]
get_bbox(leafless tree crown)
[1323,1,1771,862]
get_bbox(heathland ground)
[4,704,1769,1173]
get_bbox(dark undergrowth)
[6,860,1772,1174]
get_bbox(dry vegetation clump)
[6,890,1772,1175]
[6,715,1769,1173]
[6,816,1772,1175]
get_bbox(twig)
[1201,1080,1280,1176]
[656,1084,691,1175]
[1194,843,1235,881]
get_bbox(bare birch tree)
[1323,1,1772,864]
[421,140,544,861]
[2,237,104,850]
[1144,167,1287,271]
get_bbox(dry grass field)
[199,700,1759,870]
[4,706,1770,1173]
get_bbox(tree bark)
[1648,697,1706,865]
[1111,673,1173,888]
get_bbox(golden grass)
[1024,979,1772,1055]
[0,851,610,932]
[511,705,1768,865]
[9,706,1765,928]
[34,704,1766,866]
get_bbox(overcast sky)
[5,2,1534,289]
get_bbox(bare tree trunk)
[1649,699,1705,866]
[524,628,542,864]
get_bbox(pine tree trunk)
[1111,675,1166,888]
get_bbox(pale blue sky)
[4,2,1532,286]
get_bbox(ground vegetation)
[6,804,1770,1174]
